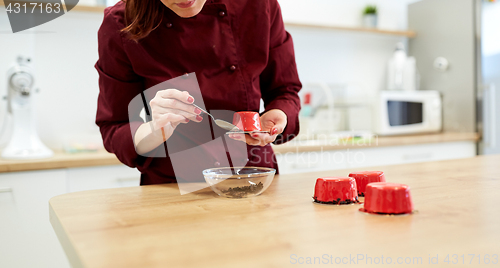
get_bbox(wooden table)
[50,155,500,268]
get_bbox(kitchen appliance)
[1,56,53,159]
[409,0,500,154]
[374,90,442,136]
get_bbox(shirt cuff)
[107,121,154,172]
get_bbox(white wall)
[280,0,420,99]
[279,0,418,30]
[0,1,417,150]
[482,1,500,57]
[482,2,500,154]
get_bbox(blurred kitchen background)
[1,0,499,152]
[0,0,499,267]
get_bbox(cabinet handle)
[116,177,139,183]
[0,187,13,193]
[402,153,433,161]
[290,163,320,169]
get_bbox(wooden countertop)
[0,150,121,173]
[272,132,480,154]
[0,132,479,173]
[50,154,500,268]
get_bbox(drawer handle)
[0,187,13,193]
[402,153,433,161]
[116,177,139,183]
[290,163,320,169]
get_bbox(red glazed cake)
[313,177,359,204]
[363,182,414,214]
[232,112,262,131]
[348,171,386,197]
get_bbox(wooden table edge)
[49,199,86,268]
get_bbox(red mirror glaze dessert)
[363,182,414,214]
[232,111,262,131]
[313,177,358,204]
[348,171,386,197]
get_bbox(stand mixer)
[1,56,53,160]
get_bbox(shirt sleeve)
[95,8,149,169]
[260,0,302,145]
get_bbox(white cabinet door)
[67,164,141,192]
[277,141,476,174]
[276,150,349,174]
[347,141,476,169]
[0,170,70,268]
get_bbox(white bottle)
[402,56,418,91]
[387,42,407,91]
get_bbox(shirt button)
[166,23,173,28]
[229,65,237,71]
[214,161,221,167]
[219,11,226,17]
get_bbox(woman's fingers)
[250,132,278,146]
[152,113,193,131]
[150,89,199,116]
[228,132,275,146]
[158,89,194,104]
[151,97,200,116]
[228,133,246,142]
[148,88,204,131]
[228,133,259,145]
[241,134,262,146]
[156,107,203,122]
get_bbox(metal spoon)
[192,103,240,132]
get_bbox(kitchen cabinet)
[0,170,69,268]
[0,164,140,268]
[67,165,140,192]
[276,150,349,174]
[276,141,476,174]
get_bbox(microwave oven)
[375,91,442,135]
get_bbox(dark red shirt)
[95,0,301,185]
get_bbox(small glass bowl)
[202,167,276,198]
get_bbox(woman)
[95,0,301,185]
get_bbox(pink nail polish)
[194,108,201,114]
[185,118,190,123]
[187,96,194,103]
[196,115,203,121]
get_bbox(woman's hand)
[134,89,202,154]
[228,109,287,146]
[149,89,202,131]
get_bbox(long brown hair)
[121,0,165,41]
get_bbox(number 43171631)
[5,2,62,14]
[444,254,498,265]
